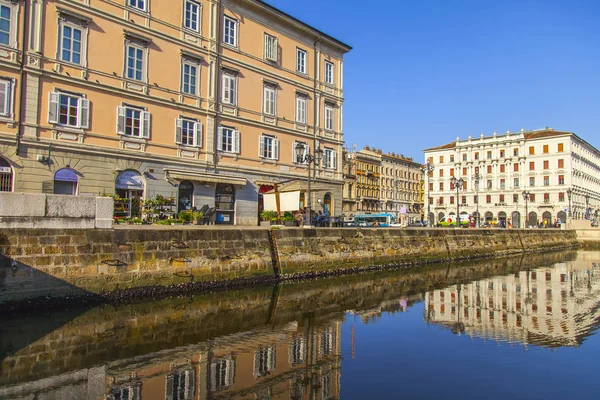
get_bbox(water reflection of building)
[425,262,600,347]
[104,320,341,400]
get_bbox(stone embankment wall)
[0,192,113,229]
[0,227,578,304]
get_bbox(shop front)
[115,170,144,218]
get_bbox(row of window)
[0,1,337,88]
[223,77,336,130]
[45,89,338,167]
[223,14,336,83]
[432,175,568,192]
[437,160,566,178]
[431,143,566,164]
[430,192,568,205]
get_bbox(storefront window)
[115,170,144,218]
[54,168,78,195]
[0,157,13,192]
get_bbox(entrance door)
[178,180,194,213]
[215,184,235,225]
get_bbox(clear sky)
[267,0,600,162]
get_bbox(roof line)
[253,0,353,51]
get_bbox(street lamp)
[473,173,481,228]
[585,194,590,219]
[421,160,435,226]
[295,143,323,228]
[522,191,531,228]
[567,188,572,219]
[450,177,465,228]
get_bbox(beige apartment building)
[380,151,422,221]
[0,0,351,225]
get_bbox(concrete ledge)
[0,192,46,217]
[46,194,96,218]
[0,192,113,229]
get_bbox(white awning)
[165,169,246,186]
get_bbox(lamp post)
[585,194,590,220]
[567,188,572,219]
[473,173,481,228]
[450,177,464,228]
[522,191,531,228]
[295,143,323,228]
[421,160,435,226]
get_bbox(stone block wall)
[0,227,579,304]
[0,192,113,229]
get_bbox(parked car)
[408,221,426,227]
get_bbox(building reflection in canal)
[425,259,600,347]
[4,250,600,400]
[104,321,341,400]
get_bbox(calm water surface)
[1,251,600,400]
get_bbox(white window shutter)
[175,118,183,144]
[259,136,264,158]
[142,111,151,139]
[333,151,337,169]
[264,36,269,59]
[195,122,202,147]
[0,81,8,116]
[116,106,126,135]
[274,138,279,160]
[222,75,229,103]
[80,98,90,129]
[48,92,60,124]
[217,127,223,151]
[234,130,240,153]
[273,37,278,60]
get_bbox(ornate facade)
[423,128,600,227]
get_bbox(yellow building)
[0,0,351,225]
[355,146,381,212]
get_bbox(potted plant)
[131,217,143,225]
[282,212,297,227]
[260,210,277,227]
[178,210,195,224]
[170,218,184,226]
[192,211,204,225]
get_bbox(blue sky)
[267,0,600,162]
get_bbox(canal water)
[1,250,599,399]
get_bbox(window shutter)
[116,106,126,135]
[222,75,229,103]
[264,36,269,60]
[0,80,9,116]
[217,127,223,151]
[142,111,151,139]
[48,92,60,124]
[259,136,265,158]
[233,130,240,154]
[195,122,202,147]
[80,99,90,129]
[175,118,183,144]
[333,151,337,169]
[274,138,279,160]
[273,37,278,61]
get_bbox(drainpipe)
[15,0,29,155]
[312,36,321,202]
[213,2,222,170]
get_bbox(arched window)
[323,193,332,215]
[54,168,78,195]
[0,157,13,192]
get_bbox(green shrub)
[260,210,278,221]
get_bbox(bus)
[353,213,395,227]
